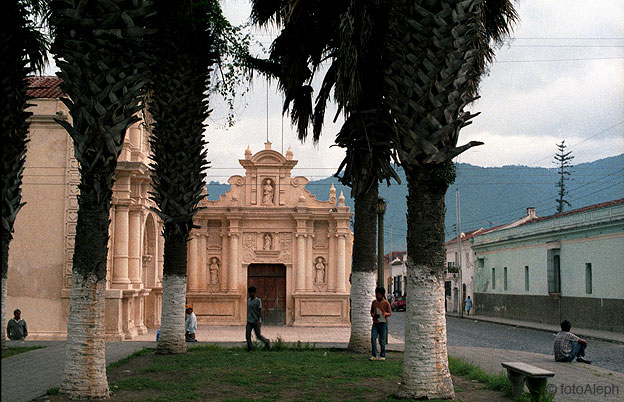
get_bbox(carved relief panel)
[313,221,329,248]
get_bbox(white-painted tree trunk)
[348,270,376,352]
[156,274,187,354]
[1,277,7,350]
[60,273,109,398]
[397,263,454,399]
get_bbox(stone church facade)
[5,77,352,340]
[187,143,353,326]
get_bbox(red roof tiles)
[519,198,624,226]
[26,76,65,98]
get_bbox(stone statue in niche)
[263,233,272,250]
[209,257,220,285]
[262,179,274,205]
[314,257,326,284]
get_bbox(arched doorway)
[247,264,286,325]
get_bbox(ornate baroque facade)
[6,77,352,340]
[187,142,353,326]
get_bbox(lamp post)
[376,198,386,288]
[377,197,387,344]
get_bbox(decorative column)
[188,235,198,290]
[198,234,207,289]
[112,204,131,287]
[128,208,142,287]
[220,233,228,292]
[228,233,239,292]
[305,234,313,290]
[336,234,347,292]
[327,230,336,292]
[296,233,306,292]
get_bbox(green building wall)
[472,200,624,332]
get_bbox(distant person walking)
[7,309,28,341]
[370,287,391,361]
[185,305,198,342]
[554,320,591,364]
[464,296,472,316]
[246,286,270,351]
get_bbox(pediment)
[250,150,287,165]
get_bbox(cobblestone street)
[388,312,624,373]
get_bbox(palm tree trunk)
[60,185,111,398]
[348,184,378,352]
[156,230,189,354]
[397,164,454,399]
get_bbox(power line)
[525,121,624,166]
[511,37,624,40]
[509,44,624,48]
[496,56,624,63]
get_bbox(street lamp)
[377,197,387,344]
[377,198,386,289]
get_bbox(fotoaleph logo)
[546,383,620,397]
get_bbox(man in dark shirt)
[7,309,28,341]
[246,286,270,351]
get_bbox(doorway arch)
[247,264,286,325]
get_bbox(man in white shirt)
[185,305,198,342]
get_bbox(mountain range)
[206,154,624,250]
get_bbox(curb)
[446,314,624,344]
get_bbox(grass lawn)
[39,344,517,402]
[2,345,43,359]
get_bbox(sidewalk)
[133,325,403,344]
[449,345,624,402]
[446,313,624,344]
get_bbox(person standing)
[370,287,391,361]
[185,305,198,342]
[7,309,28,341]
[554,320,591,363]
[246,286,270,351]
[464,296,472,316]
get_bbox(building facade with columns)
[7,77,164,340]
[6,77,352,340]
[186,143,353,326]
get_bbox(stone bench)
[502,362,555,401]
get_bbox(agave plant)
[249,0,400,352]
[0,0,49,352]
[147,0,219,354]
[383,0,517,398]
[50,0,151,397]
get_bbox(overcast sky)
[45,1,624,183]
[203,0,624,182]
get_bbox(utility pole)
[456,189,463,318]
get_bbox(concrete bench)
[502,362,555,401]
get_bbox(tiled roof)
[519,198,624,226]
[26,76,65,98]
[384,250,407,264]
[445,228,486,245]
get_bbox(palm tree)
[1,0,48,352]
[383,0,517,398]
[50,0,151,397]
[249,0,399,353]
[147,0,219,354]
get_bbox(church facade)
[5,77,352,341]
[186,143,353,326]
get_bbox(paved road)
[1,341,152,402]
[388,312,624,373]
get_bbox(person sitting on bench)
[554,320,591,364]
